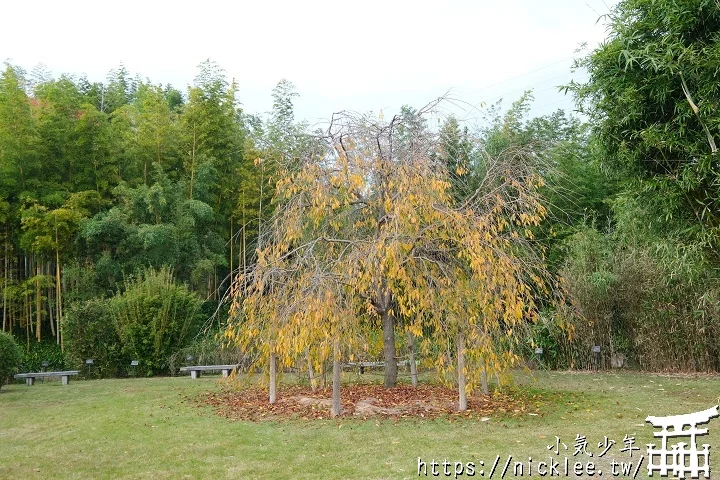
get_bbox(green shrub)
[558,219,720,371]
[557,226,618,369]
[528,309,576,370]
[22,341,67,373]
[110,267,204,375]
[65,298,127,377]
[0,331,22,390]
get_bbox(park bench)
[14,371,80,386]
[179,365,238,379]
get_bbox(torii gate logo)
[646,405,719,478]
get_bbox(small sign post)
[85,359,94,378]
[534,347,544,368]
[592,346,601,371]
[130,360,139,377]
[40,361,49,383]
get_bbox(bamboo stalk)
[35,260,41,342]
[2,226,7,332]
[48,261,55,338]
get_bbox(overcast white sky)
[2,0,618,126]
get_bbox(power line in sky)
[465,56,575,97]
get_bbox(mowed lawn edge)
[1,372,719,479]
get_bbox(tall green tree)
[570,0,720,254]
[438,115,473,199]
[135,83,181,184]
[0,65,39,197]
[74,104,115,194]
[34,75,85,192]
[101,65,137,114]
[182,60,242,202]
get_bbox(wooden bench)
[179,365,238,379]
[14,371,80,386]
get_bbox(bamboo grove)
[7,0,720,399]
[0,61,283,352]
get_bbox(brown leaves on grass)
[201,384,539,422]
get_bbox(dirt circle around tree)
[201,384,539,421]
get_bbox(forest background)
[1,0,719,380]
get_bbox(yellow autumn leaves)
[225,111,552,395]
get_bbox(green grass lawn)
[1,371,720,479]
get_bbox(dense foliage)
[21,341,66,373]
[0,61,289,369]
[4,0,720,386]
[556,0,720,370]
[64,298,125,377]
[0,330,21,388]
[111,267,204,375]
[571,0,720,250]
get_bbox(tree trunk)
[55,246,61,345]
[35,261,41,342]
[322,359,327,389]
[25,293,30,352]
[481,362,489,395]
[48,263,55,338]
[59,261,64,351]
[408,331,418,387]
[457,332,467,411]
[381,310,397,387]
[269,351,277,404]
[331,340,342,418]
[306,348,317,393]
